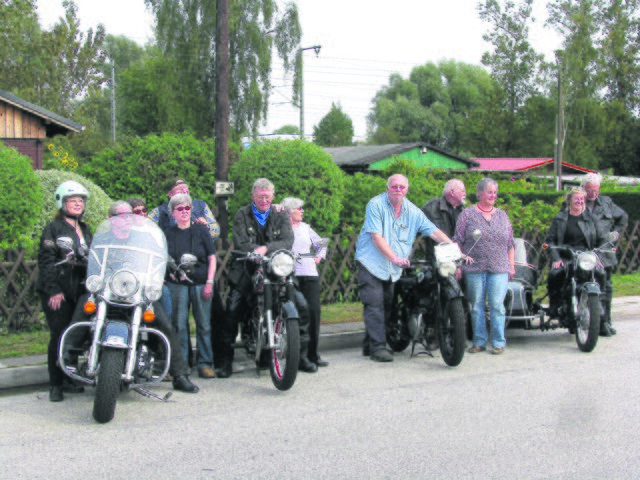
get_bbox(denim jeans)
[465,272,509,348]
[167,283,213,368]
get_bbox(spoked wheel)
[386,300,411,352]
[92,349,125,424]
[575,291,600,352]
[270,317,300,391]
[437,298,466,367]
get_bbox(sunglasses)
[175,206,192,212]
[133,207,147,215]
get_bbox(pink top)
[291,222,326,277]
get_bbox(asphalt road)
[1,304,639,479]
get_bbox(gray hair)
[108,201,132,217]
[387,174,409,188]
[281,197,304,215]
[252,178,275,193]
[582,172,602,187]
[168,193,192,211]
[476,177,498,196]
[443,179,464,195]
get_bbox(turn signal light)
[143,309,155,322]
[84,301,97,314]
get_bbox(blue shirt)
[355,192,437,281]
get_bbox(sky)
[37,0,562,141]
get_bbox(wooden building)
[0,89,83,169]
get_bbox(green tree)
[273,124,300,135]
[313,103,354,147]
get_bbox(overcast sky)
[37,0,561,140]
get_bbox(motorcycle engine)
[136,344,155,381]
[407,312,424,341]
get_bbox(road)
[1,303,639,479]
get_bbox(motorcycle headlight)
[145,285,163,302]
[86,274,102,293]
[438,261,457,277]
[109,269,140,298]
[269,251,295,277]
[577,252,597,271]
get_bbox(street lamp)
[299,45,321,139]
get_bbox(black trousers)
[40,292,78,387]
[297,276,321,361]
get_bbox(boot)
[215,358,233,378]
[172,375,199,393]
[298,342,318,373]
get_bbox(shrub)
[229,140,346,236]
[0,144,44,251]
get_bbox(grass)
[1,272,637,360]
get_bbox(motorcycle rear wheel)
[386,301,411,352]
[92,349,125,424]
[270,317,300,391]
[437,298,466,367]
[575,292,600,353]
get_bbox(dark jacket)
[227,204,294,287]
[544,210,612,266]
[421,196,461,256]
[36,216,93,301]
[156,199,209,232]
[587,195,628,236]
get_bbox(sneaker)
[172,375,199,393]
[467,345,486,353]
[492,347,505,355]
[198,367,215,379]
[370,349,393,362]
[49,386,64,402]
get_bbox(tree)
[273,124,300,135]
[313,103,354,147]
[144,0,301,138]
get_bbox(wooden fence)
[2,221,639,333]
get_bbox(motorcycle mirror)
[472,229,482,242]
[56,237,75,251]
[310,237,330,254]
[607,231,619,243]
[180,253,198,266]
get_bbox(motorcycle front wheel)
[437,298,466,367]
[575,291,600,353]
[92,349,125,424]
[270,317,300,391]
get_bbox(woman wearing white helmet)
[35,181,93,402]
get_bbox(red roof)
[471,158,596,173]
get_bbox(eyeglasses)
[294,207,304,211]
[133,207,147,215]
[66,198,85,204]
[175,206,191,212]
[389,185,407,191]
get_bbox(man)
[217,178,317,378]
[69,201,200,393]
[356,174,453,362]
[583,173,628,336]
[421,179,466,258]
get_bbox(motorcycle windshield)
[513,238,539,286]
[87,215,168,297]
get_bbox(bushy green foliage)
[229,140,346,236]
[30,170,113,255]
[0,144,43,251]
[79,132,217,212]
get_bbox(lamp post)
[299,45,321,139]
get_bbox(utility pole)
[215,0,230,245]
[299,45,321,139]
[554,52,564,192]
[111,62,116,143]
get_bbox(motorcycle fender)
[581,282,601,296]
[441,277,464,301]
[101,321,130,349]
[279,300,299,321]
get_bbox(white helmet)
[55,181,90,210]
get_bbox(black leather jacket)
[36,216,93,301]
[421,196,461,257]
[587,195,628,236]
[544,210,610,266]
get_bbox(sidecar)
[504,238,544,329]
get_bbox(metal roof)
[472,158,597,173]
[0,88,83,134]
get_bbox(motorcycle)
[232,240,328,391]
[385,242,468,367]
[503,238,543,330]
[540,232,619,353]
[58,215,174,423]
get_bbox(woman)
[454,178,515,355]
[281,197,328,368]
[36,181,93,402]
[127,197,148,217]
[545,187,608,331]
[163,194,217,378]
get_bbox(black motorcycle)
[386,242,467,367]
[541,232,618,352]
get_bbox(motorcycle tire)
[386,302,411,353]
[92,348,125,424]
[575,291,600,353]
[270,317,300,391]
[437,298,466,367]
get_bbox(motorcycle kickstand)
[410,342,434,359]
[133,387,173,402]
